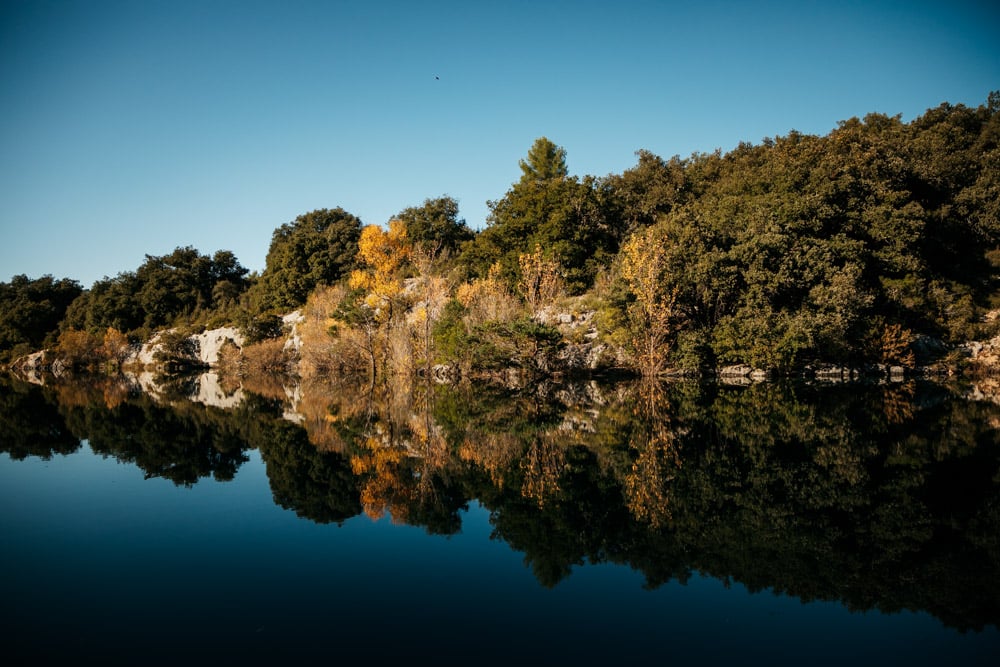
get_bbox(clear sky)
[2,0,998,288]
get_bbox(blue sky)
[2,0,998,287]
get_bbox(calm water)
[1,376,998,665]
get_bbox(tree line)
[2,93,998,376]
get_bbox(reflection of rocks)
[8,350,49,384]
[430,364,459,384]
[282,383,305,424]
[967,377,1000,406]
[7,349,81,382]
[718,365,770,384]
[131,370,243,410]
[810,365,861,382]
[550,379,631,407]
[558,409,599,434]
[193,372,244,409]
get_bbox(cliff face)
[133,327,244,367]
[7,326,245,380]
[8,350,52,383]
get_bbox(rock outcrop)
[963,335,1000,372]
[133,326,244,368]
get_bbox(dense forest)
[2,94,999,378]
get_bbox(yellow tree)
[54,329,102,370]
[456,262,522,325]
[349,220,411,321]
[624,433,679,529]
[520,434,567,508]
[409,247,451,378]
[350,433,413,522]
[346,220,412,382]
[99,327,132,367]
[619,226,682,376]
[870,322,916,368]
[623,381,682,528]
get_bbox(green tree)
[0,274,83,361]
[393,196,474,258]
[518,136,568,182]
[602,149,689,240]
[62,271,143,334]
[250,208,362,312]
[256,418,362,524]
[463,138,615,294]
[0,377,81,459]
[61,247,248,338]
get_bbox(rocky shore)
[10,309,1000,387]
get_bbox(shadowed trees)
[603,96,1000,372]
[61,247,249,337]
[0,275,82,362]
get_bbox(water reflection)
[2,373,998,632]
[0,378,80,459]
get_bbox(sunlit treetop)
[519,137,568,183]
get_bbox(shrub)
[152,330,202,370]
[241,337,295,377]
[54,329,102,370]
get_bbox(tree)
[519,244,565,314]
[619,226,684,376]
[256,418,362,524]
[62,271,143,335]
[462,138,615,294]
[60,247,248,338]
[519,136,568,182]
[349,220,412,320]
[0,274,83,361]
[250,208,362,312]
[99,327,133,367]
[53,328,102,370]
[393,196,474,258]
[338,221,413,383]
[135,246,215,327]
[602,149,689,240]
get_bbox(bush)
[241,338,296,377]
[54,329,102,371]
[152,330,202,370]
[239,312,285,344]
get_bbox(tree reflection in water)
[3,373,999,631]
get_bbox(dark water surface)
[1,376,998,665]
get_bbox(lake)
[1,375,998,665]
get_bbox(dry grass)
[216,337,296,400]
[456,264,524,326]
[298,285,371,381]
